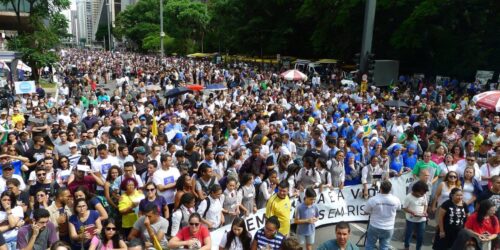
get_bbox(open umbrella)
[280,69,308,81]
[186,84,204,91]
[205,84,227,91]
[383,100,409,108]
[473,90,500,112]
[146,85,162,91]
[165,87,191,98]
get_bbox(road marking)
[351,223,367,233]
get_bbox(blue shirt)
[253,228,284,250]
[296,203,319,236]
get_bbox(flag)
[0,61,10,71]
[16,60,32,72]
[363,124,373,137]
[151,117,158,137]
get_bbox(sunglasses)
[37,173,46,177]
[448,176,457,179]
[146,188,155,192]
[467,159,475,162]
[105,227,116,231]
[189,222,200,226]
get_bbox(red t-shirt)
[175,226,210,248]
[465,212,500,235]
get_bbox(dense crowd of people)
[0,48,499,250]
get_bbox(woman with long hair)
[173,174,194,210]
[56,156,72,187]
[89,218,127,250]
[431,171,461,216]
[103,165,122,227]
[460,166,482,214]
[433,188,469,249]
[69,198,102,250]
[219,217,252,250]
[33,188,50,209]
[238,173,256,217]
[171,192,197,237]
[138,182,169,219]
[0,191,24,250]
[74,186,109,221]
[451,144,465,164]
[439,153,457,178]
[464,200,499,250]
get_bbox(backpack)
[196,197,212,218]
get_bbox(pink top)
[90,236,114,250]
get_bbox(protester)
[403,181,429,250]
[265,180,291,236]
[129,203,169,249]
[364,180,401,250]
[219,217,252,250]
[17,208,59,250]
[168,212,211,250]
[0,190,25,250]
[317,221,358,250]
[89,218,127,250]
[68,198,102,249]
[294,188,319,250]
[464,200,499,250]
[433,188,469,249]
[250,216,285,250]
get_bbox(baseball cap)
[2,163,13,170]
[69,142,78,148]
[133,146,146,154]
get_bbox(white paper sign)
[14,80,36,94]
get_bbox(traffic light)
[354,53,361,72]
[367,53,375,83]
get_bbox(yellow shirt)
[12,114,25,126]
[118,190,143,228]
[473,134,484,151]
[265,194,291,236]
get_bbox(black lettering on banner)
[317,193,325,204]
[256,213,266,229]
[318,209,325,220]
[359,204,367,215]
[368,188,377,197]
[347,205,355,216]
[351,188,361,199]
[337,189,344,200]
[246,217,255,232]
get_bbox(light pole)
[359,0,376,74]
[160,0,164,57]
[107,0,112,51]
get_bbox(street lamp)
[160,0,164,57]
[107,0,112,51]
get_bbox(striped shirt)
[253,228,284,250]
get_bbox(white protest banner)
[209,173,414,250]
[14,80,36,94]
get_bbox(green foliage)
[142,32,175,52]
[115,0,500,78]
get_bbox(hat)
[0,110,6,115]
[2,163,13,170]
[133,146,146,154]
[483,139,493,146]
[69,142,78,148]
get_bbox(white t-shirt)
[93,156,120,190]
[439,163,458,176]
[456,160,481,181]
[403,193,427,222]
[480,164,500,186]
[219,232,244,250]
[1,174,27,192]
[0,206,23,241]
[196,196,223,228]
[152,167,180,204]
[366,193,401,230]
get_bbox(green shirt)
[412,159,441,177]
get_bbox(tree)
[2,0,70,80]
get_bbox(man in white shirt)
[93,144,120,193]
[0,163,26,192]
[365,180,401,250]
[153,154,180,207]
[197,184,224,230]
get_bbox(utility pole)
[359,0,376,75]
[160,0,164,57]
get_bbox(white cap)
[76,165,91,172]
[69,142,78,148]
